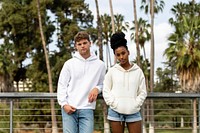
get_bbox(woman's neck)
[120,62,133,70]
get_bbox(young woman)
[103,32,147,133]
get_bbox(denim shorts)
[107,108,142,122]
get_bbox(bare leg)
[126,121,141,133]
[110,121,125,133]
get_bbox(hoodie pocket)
[115,97,139,114]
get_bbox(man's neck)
[81,53,91,59]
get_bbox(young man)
[57,31,106,133]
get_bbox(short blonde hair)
[74,31,90,43]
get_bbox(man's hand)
[88,88,99,103]
[63,105,76,114]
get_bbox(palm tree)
[132,0,141,67]
[149,1,155,133]
[95,0,103,61]
[140,0,165,15]
[140,0,165,91]
[109,0,115,33]
[166,1,200,93]
[114,14,129,33]
[130,16,151,99]
[101,14,112,68]
[140,1,165,132]
[36,0,58,132]
[165,2,200,132]
[130,18,151,60]
[109,0,117,64]
[94,1,110,133]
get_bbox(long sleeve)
[57,62,70,107]
[102,70,118,109]
[95,65,106,94]
[136,71,147,107]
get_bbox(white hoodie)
[57,52,106,109]
[103,63,147,114]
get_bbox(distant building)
[13,79,32,92]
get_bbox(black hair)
[110,32,128,53]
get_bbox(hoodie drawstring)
[127,72,129,91]
[124,70,130,91]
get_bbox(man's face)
[75,39,91,56]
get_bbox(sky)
[84,0,190,69]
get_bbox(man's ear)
[74,43,77,51]
[89,41,91,47]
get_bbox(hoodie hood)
[114,63,139,72]
[73,51,98,61]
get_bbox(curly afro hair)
[110,32,128,52]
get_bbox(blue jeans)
[61,108,94,133]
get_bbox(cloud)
[127,22,173,69]
[154,23,173,68]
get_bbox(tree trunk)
[149,99,154,133]
[95,0,110,132]
[133,0,141,67]
[149,0,155,132]
[181,116,184,127]
[109,0,117,64]
[109,0,115,34]
[193,99,197,133]
[142,104,147,133]
[95,0,103,61]
[0,72,15,92]
[36,0,58,133]
[150,0,155,94]
[103,100,110,133]
[106,44,112,69]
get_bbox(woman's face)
[114,46,129,65]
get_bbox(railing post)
[199,98,200,133]
[193,98,197,133]
[10,99,13,133]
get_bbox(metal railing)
[0,92,200,133]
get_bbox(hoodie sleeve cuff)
[110,101,118,109]
[95,86,102,94]
[60,102,68,108]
